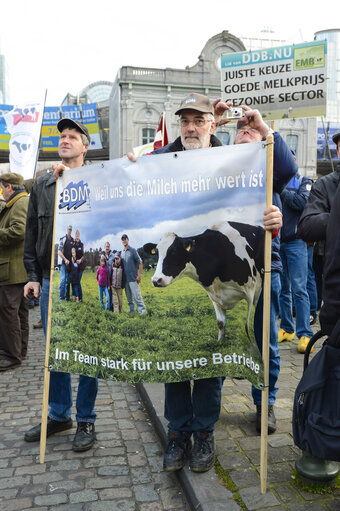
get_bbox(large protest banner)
[221,40,327,120]
[48,143,267,388]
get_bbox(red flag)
[153,112,168,150]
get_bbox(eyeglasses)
[237,127,259,134]
[179,118,212,128]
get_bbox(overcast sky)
[1,0,335,106]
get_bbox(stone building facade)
[109,31,317,178]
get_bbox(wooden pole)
[40,179,58,463]
[260,132,274,493]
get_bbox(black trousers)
[0,284,29,362]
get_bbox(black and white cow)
[143,221,265,342]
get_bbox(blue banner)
[0,103,103,153]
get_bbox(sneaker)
[298,336,313,354]
[189,431,215,473]
[256,405,276,434]
[33,319,43,329]
[72,422,96,452]
[24,417,73,442]
[278,329,295,343]
[163,432,191,472]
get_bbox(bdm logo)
[59,180,90,211]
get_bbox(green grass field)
[49,269,264,387]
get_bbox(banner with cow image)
[48,142,267,388]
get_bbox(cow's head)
[143,232,195,287]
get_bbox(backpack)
[292,322,340,462]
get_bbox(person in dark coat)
[298,129,340,335]
[23,119,98,453]
[128,93,288,473]
[0,173,29,370]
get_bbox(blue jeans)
[164,377,223,433]
[59,264,66,300]
[41,278,98,423]
[99,285,110,310]
[71,283,80,298]
[279,240,313,338]
[307,246,318,316]
[125,281,146,313]
[252,271,281,405]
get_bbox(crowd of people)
[0,93,338,478]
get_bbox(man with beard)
[128,93,285,473]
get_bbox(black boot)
[163,431,191,472]
[256,405,276,434]
[189,431,215,473]
[24,417,73,442]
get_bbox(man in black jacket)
[128,93,284,473]
[152,94,224,473]
[23,119,98,452]
[298,130,340,334]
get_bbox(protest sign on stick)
[48,144,267,385]
[39,143,270,470]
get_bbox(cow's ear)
[143,242,157,254]
[183,239,195,253]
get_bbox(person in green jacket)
[0,172,29,370]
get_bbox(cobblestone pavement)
[1,307,340,511]
[0,306,189,511]
[143,319,340,511]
